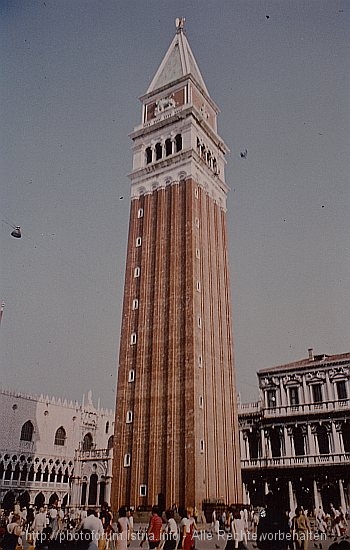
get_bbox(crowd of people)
[0,499,348,550]
[0,500,115,550]
[209,496,349,550]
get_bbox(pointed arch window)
[20,421,34,442]
[107,435,114,450]
[82,433,93,451]
[54,427,66,446]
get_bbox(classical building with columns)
[0,388,114,511]
[239,349,350,513]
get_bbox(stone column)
[242,483,247,505]
[96,481,101,507]
[280,378,286,407]
[313,479,320,510]
[245,433,250,461]
[261,429,266,459]
[338,423,345,454]
[325,372,333,401]
[307,424,316,456]
[288,481,295,512]
[70,477,81,507]
[284,426,292,457]
[104,478,112,506]
[331,421,341,454]
[302,376,309,404]
[339,479,346,512]
[240,431,246,460]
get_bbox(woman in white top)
[163,509,178,550]
[116,507,130,550]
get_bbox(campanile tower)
[112,20,242,510]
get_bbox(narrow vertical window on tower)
[200,439,205,453]
[198,316,202,328]
[140,485,147,497]
[126,411,133,423]
[175,134,182,152]
[124,454,131,467]
[155,142,162,160]
[135,237,142,247]
[128,370,135,382]
[145,147,152,165]
[195,218,200,228]
[196,281,201,292]
[165,138,172,156]
[198,355,203,368]
[132,299,139,310]
[199,396,204,408]
[134,267,140,278]
[194,187,199,199]
[137,208,144,218]
[196,248,200,259]
[130,333,137,345]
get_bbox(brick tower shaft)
[112,21,242,511]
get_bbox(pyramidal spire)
[147,18,209,95]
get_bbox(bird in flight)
[240,149,248,159]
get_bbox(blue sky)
[1,0,349,409]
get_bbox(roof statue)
[175,17,185,32]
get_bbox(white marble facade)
[0,388,114,510]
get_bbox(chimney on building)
[308,348,314,360]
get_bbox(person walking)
[116,507,130,550]
[147,507,162,550]
[292,507,310,550]
[163,510,178,550]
